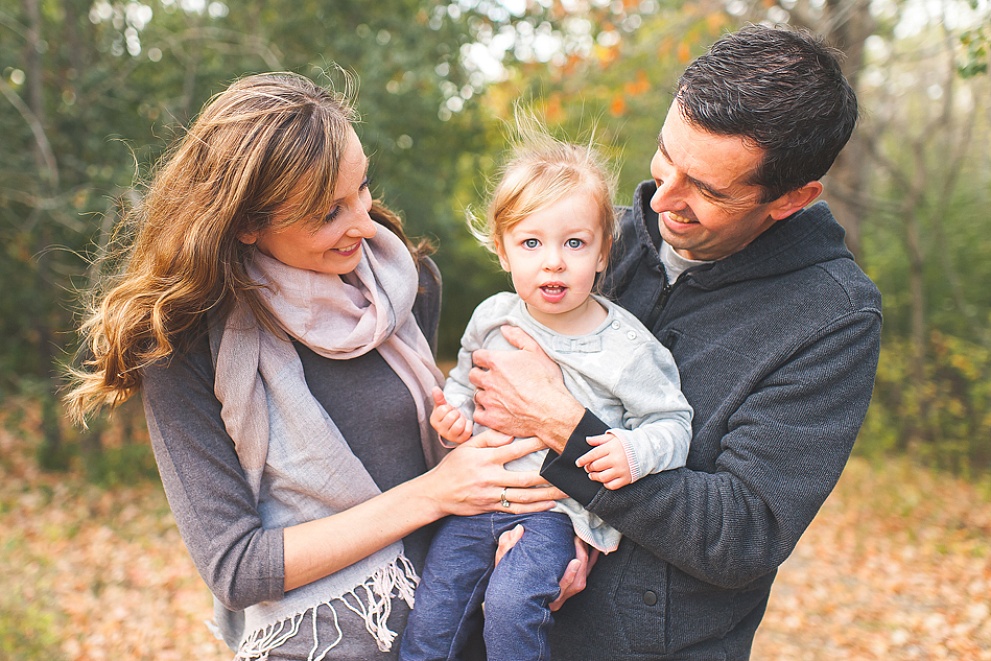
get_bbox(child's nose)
[543,249,565,271]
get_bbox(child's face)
[496,191,609,333]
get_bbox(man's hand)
[576,432,635,490]
[429,387,472,444]
[494,525,598,612]
[469,325,585,453]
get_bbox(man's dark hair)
[676,25,858,202]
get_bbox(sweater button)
[642,590,658,606]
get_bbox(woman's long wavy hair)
[64,72,425,424]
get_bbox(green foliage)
[80,442,160,487]
[860,332,991,477]
[0,599,66,661]
[958,19,990,78]
[1,0,990,481]
[489,9,734,202]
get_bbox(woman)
[64,72,564,660]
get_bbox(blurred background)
[1,0,988,658]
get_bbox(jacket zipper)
[645,278,674,331]
[645,268,695,332]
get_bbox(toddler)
[400,118,693,661]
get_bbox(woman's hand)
[284,430,561,593]
[420,429,565,519]
[469,326,585,452]
[494,526,597,612]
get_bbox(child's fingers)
[452,417,472,442]
[440,407,460,426]
[585,433,613,447]
[588,465,619,482]
[603,476,631,490]
[576,445,609,468]
[431,387,447,407]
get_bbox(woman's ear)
[239,232,258,246]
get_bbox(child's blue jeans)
[399,510,574,661]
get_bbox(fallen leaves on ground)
[754,458,991,659]
[1,425,988,660]
[0,428,227,661]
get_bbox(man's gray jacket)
[542,181,882,660]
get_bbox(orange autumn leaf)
[610,94,627,117]
[624,69,651,96]
[545,94,564,123]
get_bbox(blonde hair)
[64,72,424,424]
[470,112,618,258]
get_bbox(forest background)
[0,0,989,658]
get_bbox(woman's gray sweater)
[141,260,441,660]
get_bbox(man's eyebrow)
[657,133,732,201]
[657,134,670,160]
[691,176,731,201]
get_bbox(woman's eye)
[566,238,585,249]
[359,177,370,192]
[324,206,342,223]
[522,238,540,249]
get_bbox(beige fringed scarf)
[209,225,446,658]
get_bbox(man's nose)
[650,176,688,213]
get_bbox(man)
[469,25,882,659]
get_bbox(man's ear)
[769,181,823,221]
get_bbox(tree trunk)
[816,0,875,258]
[24,0,67,469]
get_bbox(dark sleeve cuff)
[539,409,609,506]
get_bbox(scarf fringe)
[232,554,419,660]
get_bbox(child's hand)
[575,432,633,490]
[429,387,473,444]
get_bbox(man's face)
[649,102,784,261]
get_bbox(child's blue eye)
[523,238,540,249]
[566,238,585,249]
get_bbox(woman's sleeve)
[141,337,285,611]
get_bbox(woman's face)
[240,126,376,275]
